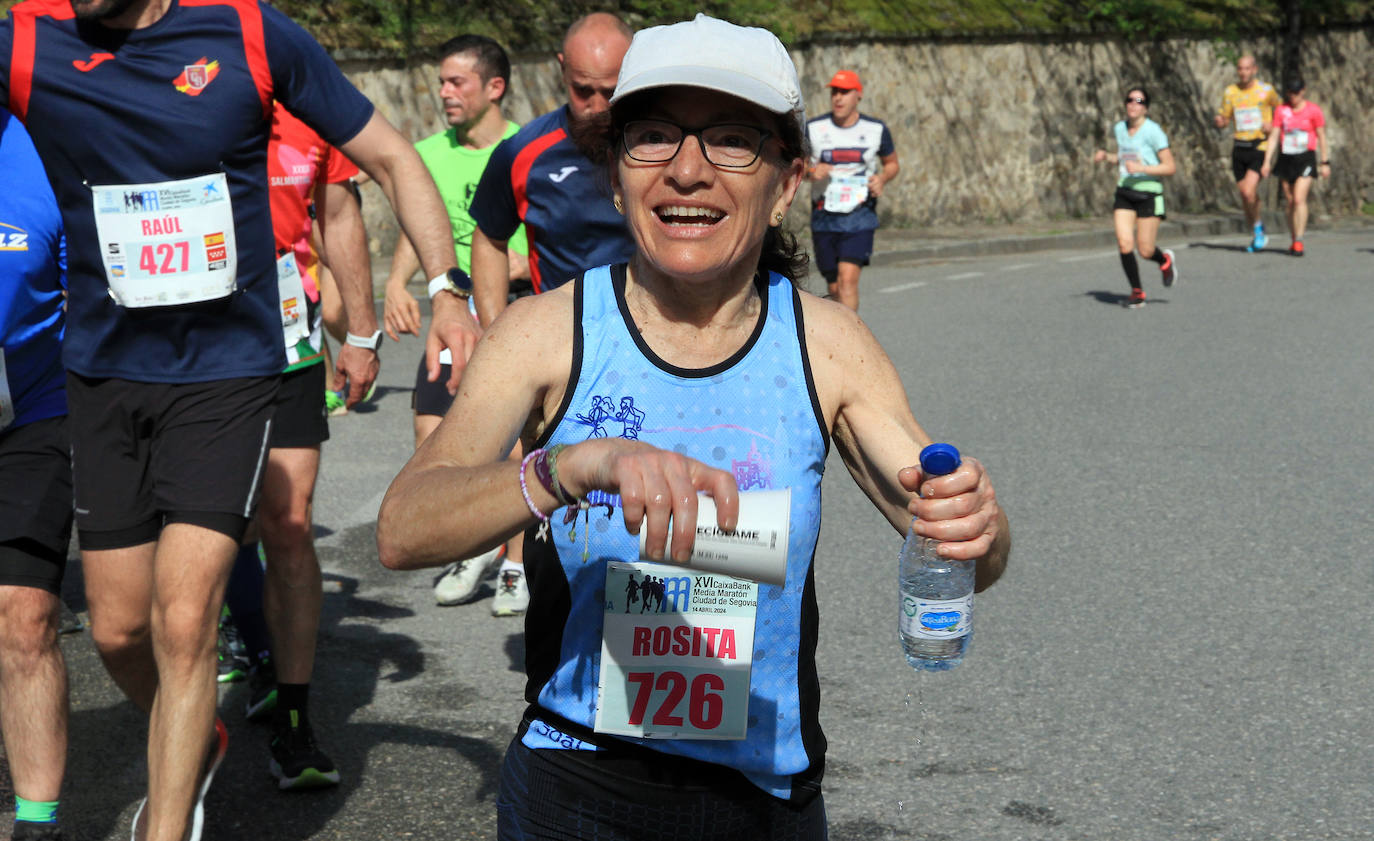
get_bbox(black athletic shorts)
[497,734,828,841]
[1231,141,1265,181]
[1113,186,1166,219]
[270,362,329,449]
[810,229,874,276]
[0,416,73,593]
[1275,151,1318,183]
[67,373,278,549]
[412,358,454,418]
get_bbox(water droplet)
[897,801,904,811]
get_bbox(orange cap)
[828,70,862,92]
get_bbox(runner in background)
[220,101,380,790]
[374,34,533,607]
[1094,87,1178,309]
[0,105,70,841]
[1213,55,1280,252]
[805,69,899,311]
[463,12,635,616]
[1260,79,1329,257]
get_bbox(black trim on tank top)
[531,269,587,449]
[611,263,770,379]
[790,284,831,459]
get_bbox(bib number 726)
[625,670,724,729]
[138,241,190,276]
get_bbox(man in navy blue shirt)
[448,12,635,619]
[1,1,477,837]
[0,106,70,841]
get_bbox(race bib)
[0,349,13,432]
[1117,149,1141,180]
[823,174,869,213]
[91,173,236,308]
[276,251,310,348]
[1282,129,1310,155]
[1234,106,1262,133]
[595,561,757,740]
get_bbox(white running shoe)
[132,718,226,841]
[433,546,503,605]
[491,567,530,616]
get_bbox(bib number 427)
[138,241,190,276]
[625,670,724,730]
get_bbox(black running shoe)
[269,716,341,790]
[217,615,250,684]
[12,822,63,840]
[245,658,278,722]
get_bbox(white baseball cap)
[610,14,805,135]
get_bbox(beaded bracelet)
[519,448,551,526]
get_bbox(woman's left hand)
[897,457,1002,561]
[1124,160,1146,174]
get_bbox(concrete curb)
[870,215,1251,265]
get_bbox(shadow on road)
[1082,290,1171,307]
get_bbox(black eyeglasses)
[622,119,773,168]
[1125,96,1147,105]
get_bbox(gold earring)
[772,212,784,225]
[613,196,624,214]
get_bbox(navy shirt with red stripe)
[470,105,632,293]
[0,0,373,382]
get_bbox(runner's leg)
[144,523,236,841]
[83,543,158,712]
[0,584,67,802]
[259,446,323,686]
[1290,176,1312,242]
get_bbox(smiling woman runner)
[378,14,1010,841]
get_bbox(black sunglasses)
[1125,96,1147,105]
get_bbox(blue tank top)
[0,108,65,430]
[521,264,830,800]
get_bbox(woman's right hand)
[1093,148,1107,163]
[558,438,740,564]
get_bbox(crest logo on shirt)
[173,59,220,95]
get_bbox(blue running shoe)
[1248,225,1268,252]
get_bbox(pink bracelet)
[519,448,550,523]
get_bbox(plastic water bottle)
[899,443,973,671]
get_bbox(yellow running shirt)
[1218,82,1281,147]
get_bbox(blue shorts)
[811,229,874,275]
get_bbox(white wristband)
[345,330,382,351]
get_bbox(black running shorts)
[1231,142,1265,181]
[1275,151,1318,183]
[0,416,73,593]
[496,728,828,841]
[67,374,278,549]
[270,362,329,449]
[412,357,454,418]
[1113,186,1166,219]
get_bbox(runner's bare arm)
[316,179,380,406]
[471,227,513,328]
[382,232,423,341]
[801,294,1009,590]
[338,112,479,387]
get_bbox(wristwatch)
[428,267,472,300]
[345,330,383,352]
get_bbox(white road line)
[1003,263,1034,271]
[881,281,928,293]
[946,271,984,280]
[1059,253,1114,263]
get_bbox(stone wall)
[342,28,1374,254]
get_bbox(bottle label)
[900,594,972,640]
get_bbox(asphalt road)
[31,223,1374,841]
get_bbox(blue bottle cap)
[919,443,961,476]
